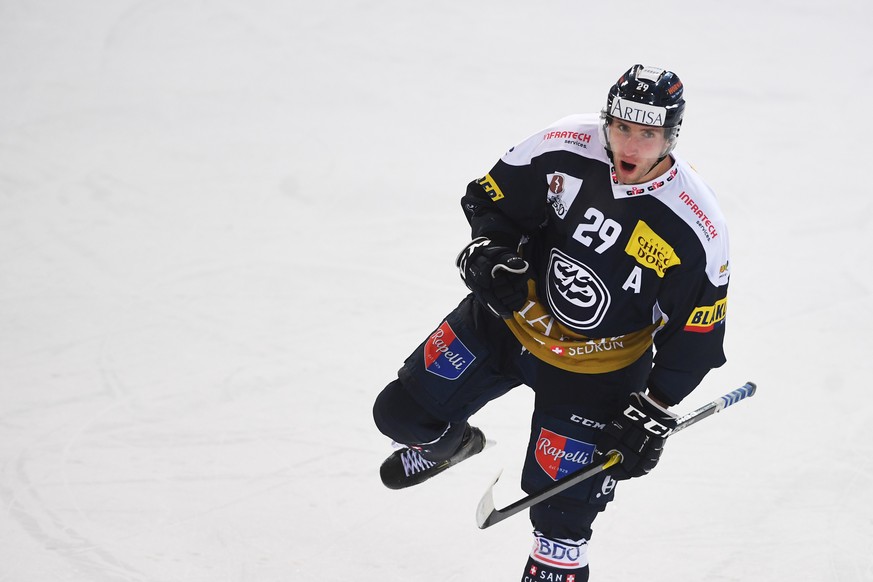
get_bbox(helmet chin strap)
[646,136,676,176]
[645,156,666,177]
[642,137,678,180]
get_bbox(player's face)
[608,119,670,184]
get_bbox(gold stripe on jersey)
[504,281,661,374]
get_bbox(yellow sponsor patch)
[624,220,681,278]
[684,297,728,333]
[477,173,505,202]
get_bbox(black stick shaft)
[476,382,757,529]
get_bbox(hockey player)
[373,64,730,581]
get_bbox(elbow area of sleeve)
[647,366,711,406]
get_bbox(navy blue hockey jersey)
[461,114,730,405]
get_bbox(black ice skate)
[380,425,487,490]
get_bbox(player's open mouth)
[620,161,637,173]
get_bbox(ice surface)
[1,1,871,580]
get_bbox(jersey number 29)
[572,207,621,253]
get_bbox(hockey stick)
[476,381,757,529]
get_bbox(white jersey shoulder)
[652,155,730,287]
[501,113,609,167]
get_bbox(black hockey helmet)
[600,64,685,157]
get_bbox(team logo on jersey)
[546,173,583,219]
[549,175,564,194]
[424,321,476,379]
[546,249,610,330]
[684,298,728,333]
[535,428,596,480]
[477,173,505,202]
[624,220,681,278]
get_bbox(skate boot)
[380,424,486,490]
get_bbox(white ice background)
[1,1,872,580]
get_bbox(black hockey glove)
[597,392,678,480]
[455,237,530,318]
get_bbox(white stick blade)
[475,470,502,529]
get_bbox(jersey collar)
[609,159,680,199]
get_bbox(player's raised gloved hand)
[597,392,678,480]
[456,237,531,318]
